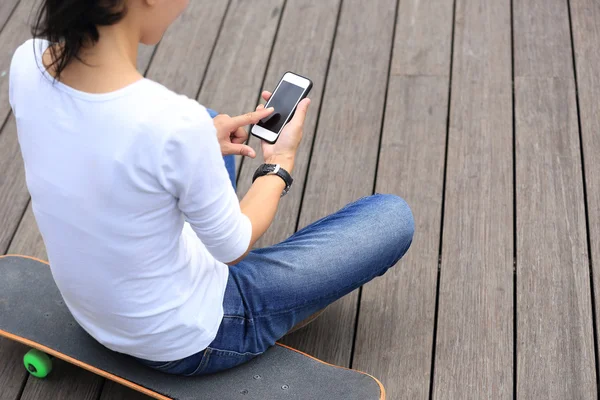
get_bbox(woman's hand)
[257,91,311,172]
[213,107,275,158]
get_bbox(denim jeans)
[136,109,415,376]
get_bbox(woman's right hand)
[257,91,310,172]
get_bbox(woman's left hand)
[213,107,274,158]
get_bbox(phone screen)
[257,81,305,134]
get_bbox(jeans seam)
[206,346,262,357]
[185,348,211,377]
[222,314,251,321]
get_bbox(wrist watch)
[252,164,293,197]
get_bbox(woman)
[9,0,414,376]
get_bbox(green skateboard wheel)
[23,349,52,378]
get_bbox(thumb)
[228,143,256,158]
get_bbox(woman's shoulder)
[137,80,215,138]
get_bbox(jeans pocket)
[136,349,207,376]
[193,347,261,376]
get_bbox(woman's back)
[10,38,241,361]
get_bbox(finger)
[261,91,272,101]
[228,143,256,158]
[256,104,265,111]
[289,98,311,128]
[231,127,248,144]
[230,107,274,128]
[212,114,231,128]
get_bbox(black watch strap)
[252,164,293,197]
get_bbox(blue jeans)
[136,110,415,376]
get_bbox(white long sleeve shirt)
[9,39,252,361]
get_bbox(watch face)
[264,164,277,173]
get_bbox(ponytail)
[32,0,126,80]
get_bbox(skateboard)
[0,255,385,400]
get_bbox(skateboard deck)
[0,255,385,400]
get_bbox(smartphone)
[251,72,313,144]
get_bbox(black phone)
[251,72,313,144]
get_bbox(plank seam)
[510,0,517,395]
[142,45,159,78]
[193,0,234,102]
[349,0,402,371]
[15,372,27,400]
[94,379,106,400]
[428,0,458,397]
[0,0,20,35]
[566,0,600,394]
[2,197,30,256]
[292,0,344,236]
[236,0,289,183]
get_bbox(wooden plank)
[279,0,398,367]
[136,44,155,74]
[20,359,103,400]
[514,0,595,395]
[0,0,19,33]
[0,118,28,254]
[0,0,35,122]
[514,0,596,398]
[0,0,36,254]
[145,0,229,98]
[351,1,453,398]
[197,0,285,171]
[570,0,600,374]
[513,0,573,78]
[236,0,341,247]
[0,340,27,400]
[390,0,453,77]
[7,203,45,259]
[99,381,149,400]
[354,76,448,400]
[432,0,513,398]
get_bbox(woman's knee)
[360,194,415,255]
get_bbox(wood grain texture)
[354,76,448,400]
[197,0,284,171]
[570,0,600,375]
[7,203,46,259]
[136,44,155,74]
[0,339,27,400]
[513,0,573,78]
[0,0,35,123]
[515,77,594,399]
[235,0,341,247]
[0,0,19,33]
[198,0,284,114]
[146,0,229,98]
[514,79,595,398]
[20,359,103,400]
[391,0,454,76]
[0,117,28,254]
[280,0,398,367]
[514,0,596,397]
[433,0,513,398]
[352,1,453,399]
[99,381,150,400]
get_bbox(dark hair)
[32,0,127,80]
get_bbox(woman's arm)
[226,96,310,265]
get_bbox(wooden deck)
[1,0,599,398]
